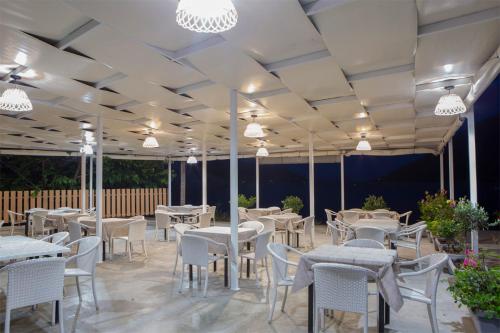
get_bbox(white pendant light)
[256,146,269,157]
[0,75,33,112]
[143,134,159,148]
[176,0,238,33]
[244,115,264,138]
[434,86,466,116]
[80,144,93,155]
[356,134,372,151]
[187,155,198,164]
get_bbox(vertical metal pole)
[466,111,479,254]
[96,114,104,262]
[202,142,207,213]
[340,154,345,211]
[81,153,86,211]
[308,132,315,217]
[256,157,260,208]
[439,152,444,191]
[229,89,239,291]
[168,159,172,206]
[180,161,186,205]
[448,139,455,200]
[89,155,93,209]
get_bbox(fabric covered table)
[47,211,82,231]
[0,235,70,261]
[351,218,401,240]
[293,244,402,333]
[247,207,280,217]
[185,226,257,286]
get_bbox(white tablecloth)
[0,236,70,261]
[79,217,136,241]
[351,219,401,239]
[266,213,302,230]
[292,244,403,311]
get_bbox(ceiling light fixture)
[256,144,269,157]
[0,75,33,112]
[356,133,372,151]
[143,130,159,148]
[176,0,238,33]
[80,144,93,155]
[434,86,466,116]
[244,115,264,138]
[187,148,198,164]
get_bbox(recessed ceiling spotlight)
[443,64,453,73]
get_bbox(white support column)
[308,132,315,217]
[202,142,207,213]
[448,139,455,200]
[256,157,260,208]
[439,152,445,191]
[340,155,345,211]
[466,111,479,254]
[96,114,104,262]
[80,153,86,211]
[89,155,93,209]
[168,159,172,206]
[229,89,239,291]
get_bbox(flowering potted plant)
[418,191,454,244]
[281,195,303,214]
[448,250,500,332]
[362,195,388,210]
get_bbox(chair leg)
[427,303,438,333]
[240,256,243,278]
[75,276,82,301]
[281,285,288,312]
[268,286,278,323]
[92,276,99,310]
[52,301,56,325]
[4,309,10,333]
[142,240,147,257]
[128,242,133,262]
[58,300,64,333]
[203,267,209,297]
[364,310,369,333]
[254,260,260,287]
[178,264,185,292]
[173,251,179,276]
[314,307,319,333]
[264,257,270,283]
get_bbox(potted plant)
[362,195,388,210]
[281,195,303,214]
[238,194,256,209]
[433,218,463,253]
[453,197,490,236]
[418,191,454,242]
[448,251,500,332]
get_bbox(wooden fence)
[0,188,168,222]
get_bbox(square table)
[185,226,256,287]
[293,244,402,333]
[351,218,401,243]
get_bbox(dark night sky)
[172,75,499,223]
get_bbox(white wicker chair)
[343,238,385,249]
[64,236,100,310]
[7,210,25,236]
[178,234,228,297]
[267,243,303,322]
[355,226,387,244]
[172,223,194,276]
[32,213,58,237]
[399,211,412,227]
[312,263,378,333]
[238,231,272,286]
[155,210,176,241]
[239,220,265,233]
[41,231,69,246]
[339,210,360,224]
[280,208,293,214]
[334,219,355,242]
[391,224,427,266]
[238,207,249,222]
[324,209,337,235]
[1,257,66,333]
[68,221,88,243]
[192,212,212,229]
[397,253,449,333]
[208,206,216,226]
[111,219,148,262]
[258,216,277,241]
[287,216,315,248]
[326,220,349,245]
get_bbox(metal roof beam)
[346,63,414,82]
[173,80,214,94]
[418,8,500,37]
[309,95,358,107]
[56,19,100,50]
[94,73,127,89]
[416,77,472,91]
[303,0,354,16]
[172,35,226,60]
[114,100,141,111]
[243,88,291,101]
[263,49,331,72]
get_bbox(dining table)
[0,236,70,323]
[351,218,401,244]
[292,244,402,333]
[247,207,280,217]
[266,213,302,245]
[24,208,82,236]
[184,226,257,287]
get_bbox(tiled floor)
[1,222,476,333]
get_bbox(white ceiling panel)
[277,57,352,101]
[316,129,350,142]
[187,109,229,124]
[258,92,315,119]
[71,25,205,88]
[222,0,324,64]
[187,84,257,113]
[416,115,458,128]
[351,71,415,106]
[312,0,417,75]
[293,115,336,132]
[368,103,416,124]
[416,0,500,25]
[316,100,365,122]
[415,19,499,84]
[187,43,284,93]
[336,118,374,133]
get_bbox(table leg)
[164,228,167,241]
[287,231,290,246]
[378,293,385,332]
[189,264,193,282]
[55,251,62,323]
[213,255,217,272]
[308,283,314,333]
[246,242,250,278]
[25,213,29,236]
[296,234,299,248]
[224,258,228,287]
[102,241,106,261]
[385,301,390,324]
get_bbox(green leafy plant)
[434,218,460,240]
[281,195,303,214]
[453,197,490,233]
[362,195,388,210]
[448,251,500,319]
[419,191,454,222]
[238,194,256,209]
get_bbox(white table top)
[0,236,70,261]
[352,218,401,234]
[186,226,254,235]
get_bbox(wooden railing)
[0,188,168,221]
